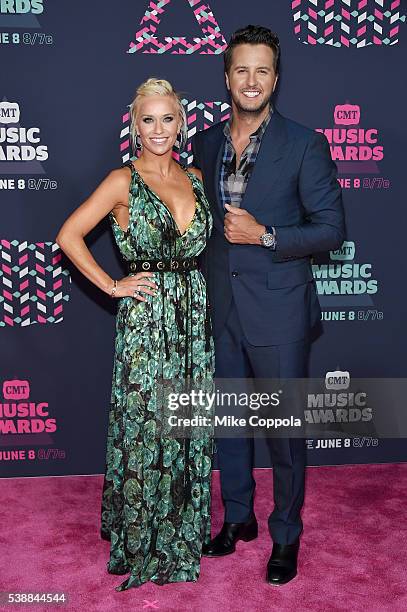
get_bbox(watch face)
[261,233,275,247]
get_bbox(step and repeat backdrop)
[1,0,406,477]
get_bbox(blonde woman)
[56,78,214,590]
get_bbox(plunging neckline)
[131,162,199,237]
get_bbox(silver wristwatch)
[260,226,276,248]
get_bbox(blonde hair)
[129,78,188,152]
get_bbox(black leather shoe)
[266,540,299,586]
[202,516,258,557]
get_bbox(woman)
[55,78,214,590]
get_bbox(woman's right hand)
[113,272,157,302]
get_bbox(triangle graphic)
[0,96,46,175]
[128,0,227,54]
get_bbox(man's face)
[225,43,278,115]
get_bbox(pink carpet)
[1,464,406,612]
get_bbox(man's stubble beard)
[231,93,271,117]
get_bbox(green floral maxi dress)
[100,161,214,591]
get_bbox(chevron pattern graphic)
[128,0,227,54]
[120,99,231,165]
[292,0,406,46]
[0,240,71,327]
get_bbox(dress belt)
[128,257,199,274]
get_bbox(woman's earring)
[135,133,143,151]
[177,131,184,151]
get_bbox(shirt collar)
[223,105,273,141]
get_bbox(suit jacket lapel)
[214,138,225,217]
[240,110,291,215]
[205,125,225,232]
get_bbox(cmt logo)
[292,0,406,47]
[316,101,383,168]
[325,371,350,390]
[0,0,43,14]
[3,379,30,400]
[330,241,356,261]
[0,101,20,123]
[305,370,373,426]
[312,240,378,303]
[334,104,360,126]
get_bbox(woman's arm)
[55,166,157,303]
[55,168,131,295]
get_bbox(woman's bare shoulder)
[188,166,203,182]
[102,165,132,203]
[108,164,132,183]
[107,164,133,186]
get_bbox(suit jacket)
[191,109,346,346]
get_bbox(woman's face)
[135,95,181,156]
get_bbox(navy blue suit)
[192,109,345,544]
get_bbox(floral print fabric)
[100,161,214,590]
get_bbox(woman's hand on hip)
[114,272,157,301]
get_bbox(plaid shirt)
[219,108,276,248]
[220,108,272,209]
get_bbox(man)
[191,25,345,585]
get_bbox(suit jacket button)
[232,271,239,277]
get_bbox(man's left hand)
[224,203,265,245]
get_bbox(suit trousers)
[214,299,309,545]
